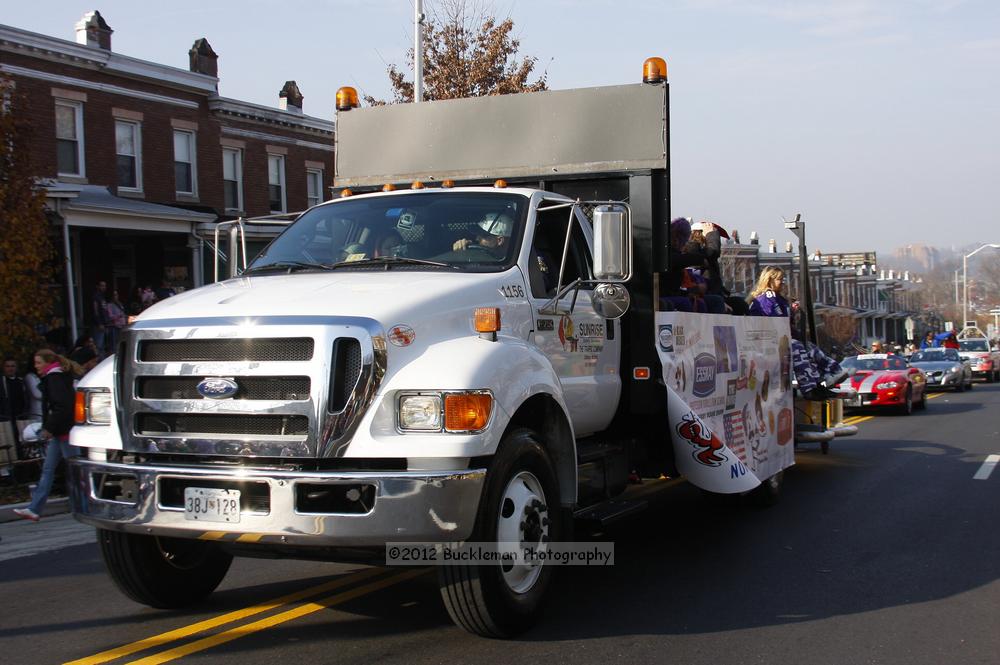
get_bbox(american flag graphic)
[723,411,747,462]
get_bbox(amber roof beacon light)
[642,57,668,84]
[336,86,360,111]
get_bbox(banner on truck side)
[656,313,794,493]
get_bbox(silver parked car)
[908,348,973,392]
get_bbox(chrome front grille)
[137,376,311,400]
[118,317,385,459]
[139,338,314,362]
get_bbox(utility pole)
[414,0,424,103]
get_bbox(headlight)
[398,394,443,431]
[875,381,900,390]
[75,388,112,425]
[397,391,493,432]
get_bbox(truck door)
[526,201,621,436]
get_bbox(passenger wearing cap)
[453,212,513,254]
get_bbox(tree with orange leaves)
[0,76,54,359]
[366,0,548,105]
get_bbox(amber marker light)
[643,57,668,84]
[74,391,87,424]
[474,307,501,333]
[444,393,493,431]
[493,179,508,188]
[411,180,425,189]
[340,188,354,198]
[633,367,651,380]
[382,183,397,192]
[442,180,455,188]
[336,86,360,111]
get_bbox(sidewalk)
[0,496,70,523]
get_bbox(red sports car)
[837,354,928,415]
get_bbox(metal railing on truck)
[196,212,302,282]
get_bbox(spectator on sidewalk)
[104,289,128,352]
[14,349,80,522]
[91,280,110,356]
[1,356,27,463]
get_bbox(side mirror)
[908,367,919,375]
[591,283,631,319]
[592,205,630,282]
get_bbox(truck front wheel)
[98,529,233,608]
[438,428,563,638]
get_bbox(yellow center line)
[126,568,429,665]
[848,415,874,425]
[65,567,385,665]
[926,393,945,400]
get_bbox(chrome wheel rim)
[496,470,549,594]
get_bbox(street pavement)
[0,383,997,664]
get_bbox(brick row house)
[0,11,334,344]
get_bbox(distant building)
[892,244,940,272]
[0,11,334,341]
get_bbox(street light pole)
[963,243,1000,330]
[414,0,424,103]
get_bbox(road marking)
[65,567,385,665]
[846,415,874,425]
[973,454,1000,481]
[926,393,944,400]
[126,568,428,665]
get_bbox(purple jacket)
[748,290,790,318]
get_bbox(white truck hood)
[135,271,511,325]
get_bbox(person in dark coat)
[1,356,27,459]
[13,349,79,522]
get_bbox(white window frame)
[306,168,324,208]
[55,99,85,177]
[115,119,142,192]
[173,129,198,196]
[222,147,244,213]
[268,154,287,213]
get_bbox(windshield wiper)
[243,260,334,274]
[329,256,459,270]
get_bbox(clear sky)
[5,1,999,256]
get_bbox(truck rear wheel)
[438,428,563,638]
[750,470,784,507]
[98,529,233,608]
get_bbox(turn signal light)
[444,393,492,431]
[474,307,501,333]
[74,391,87,424]
[336,86,360,111]
[643,57,668,84]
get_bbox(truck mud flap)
[666,385,761,494]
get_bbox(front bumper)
[68,458,485,546]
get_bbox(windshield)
[247,192,526,273]
[842,355,908,371]
[959,339,989,352]
[910,349,960,363]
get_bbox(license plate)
[184,487,241,523]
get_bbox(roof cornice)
[209,96,334,134]
[0,24,217,94]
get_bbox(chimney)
[279,81,304,114]
[785,241,793,253]
[768,238,776,253]
[749,231,759,245]
[888,269,895,279]
[904,270,910,280]
[75,11,113,50]
[880,269,886,279]
[189,38,219,77]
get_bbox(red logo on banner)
[676,412,727,467]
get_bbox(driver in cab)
[452,212,513,256]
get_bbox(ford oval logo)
[197,377,239,399]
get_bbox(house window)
[223,147,243,211]
[173,130,197,195]
[115,120,142,191]
[55,100,84,176]
[268,154,286,213]
[306,168,323,208]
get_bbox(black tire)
[98,528,233,608]
[898,387,913,415]
[438,428,563,638]
[750,470,784,507]
[916,390,927,410]
[821,440,830,455]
